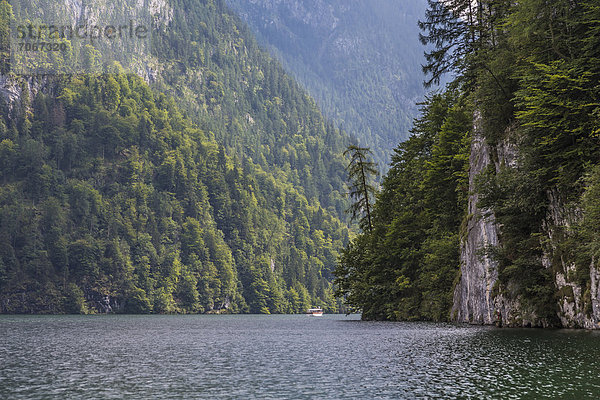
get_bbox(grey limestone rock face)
[1,0,172,102]
[0,75,53,115]
[453,111,600,328]
[0,75,22,108]
[590,260,600,327]
[452,114,540,327]
[452,112,499,325]
[543,190,600,329]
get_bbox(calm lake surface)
[1,314,599,399]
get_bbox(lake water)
[1,314,599,399]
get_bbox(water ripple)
[1,315,600,399]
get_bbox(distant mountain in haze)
[226,0,431,169]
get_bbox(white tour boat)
[307,307,323,316]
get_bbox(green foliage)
[581,166,600,261]
[177,273,200,313]
[343,146,377,232]
[0,0,11,74]
[126,287,152,314]
[63,283,89,314]
[153,286,175,314]
[335,90,471,321]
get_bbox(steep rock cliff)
[452,112,499,325]
[453,113,600,328]
[451,112,536,327]
[543,191,600,329]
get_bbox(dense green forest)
[335,0,600,322]
[335,88,471,320]
[226,0,430,170]
[152,0,350,214]
[0,0,351,314]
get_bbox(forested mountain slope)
[226,0,430,169]
[153,0,350,216]
[0,0,350,314]
[336,0,600,328]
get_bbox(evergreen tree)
[343,145,377,232]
